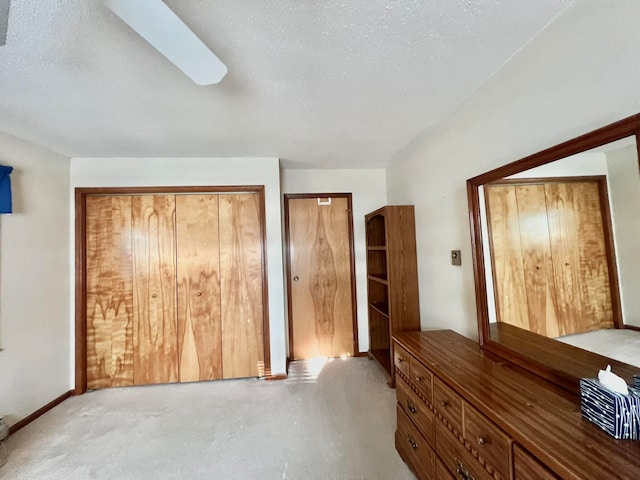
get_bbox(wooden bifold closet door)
[85,192,265,390]
[485,179,615,337]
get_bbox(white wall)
[507,151,607,178]
[281,169,387,353]
[386,1,640,339]
[606,146,640,327]
[70,157,287,376]
[0,131,70,427]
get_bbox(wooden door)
[219,193,265,378]
[545,182,613,334]
[86,196,134,389]
[485,179,614,337]
[82,188,269,392]
[131,195,179,385]
[287,196,355,360]
[175,195,222,382]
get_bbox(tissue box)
[580,378,640,440]
[634,375,640,389]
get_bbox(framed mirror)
[467,114,640,394]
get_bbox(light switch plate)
[451,250,461,266]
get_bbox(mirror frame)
[467,113,640,394]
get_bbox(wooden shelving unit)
[365,205,420,386]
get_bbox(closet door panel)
[86,196,134,389]
[176,194,222,382]
[515,185,559,337]
[574,182,614,329]
[219,193,265,378]
[547,182,613,333]
[485,186,530,330]
[131,195,179,385]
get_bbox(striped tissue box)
[634,375,640,389]
[579,378,640,440]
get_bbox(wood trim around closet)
[74,185,271,394]
[283,193,360,360]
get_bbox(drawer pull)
[440,400,449,408]
[397,356,406,363]
[406,400,417,414]
[477,436,487,446]
[454,458,475,480]
[415,375,423,382]
[406,434,418,450]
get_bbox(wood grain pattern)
[131,195,179,385]
[383,206,420,332]
[219,193,264,378]
[175,195,222,382]
[289,197,353,359]
[568,182,614,332]
[394,330,640,480]
[435,457,455,480]
[485,186,531,331]
[486,180,614,338]
[489,322,640,390]
[86,196,134,389]
[396,405,436,480]
[516,185,561,336]
[543,183,584,336]
[514,444,559,480]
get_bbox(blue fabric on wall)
[0,165,13,214]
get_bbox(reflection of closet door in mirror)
[131,195,179,385]
[219,193,265,378]
[86,196,134,389]
[486,179,614,338]
[545,182,614,334]
[176,195,222,382]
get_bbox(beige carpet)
[556,328,640,368]
[2,357,415,480]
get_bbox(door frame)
[483,175,623,330]
[283,193,359,361]
[75,185,271,395]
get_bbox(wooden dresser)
[393,330,640,480]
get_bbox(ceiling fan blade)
[0,0,10,47]
[105,0,227,85]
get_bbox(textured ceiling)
[0,0,574,168]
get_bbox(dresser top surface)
[393,330,640,480]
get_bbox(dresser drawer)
[396,375,435,447]
[435,457,455,480]
[410,359,433,403]
[436,421,493,480]
[433,377,463,433]
[464,403,512,480]
[514,444,559,480]
[394,343,411,377]
[396,405,435,480]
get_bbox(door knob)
[293,276,299,282]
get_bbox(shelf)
[370,301,389,317]
[365,205,419,388]
[368,273,388,285]
[369,349,392,377]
